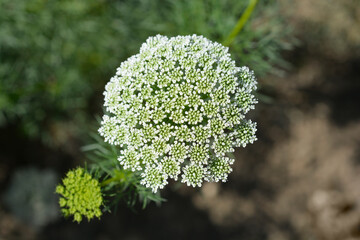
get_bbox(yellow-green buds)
[56,168,103,223]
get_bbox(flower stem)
[222,0,258,47]
[100,170,126,187]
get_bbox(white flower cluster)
[99,35,257,192]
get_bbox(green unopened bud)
[56,168,103,223]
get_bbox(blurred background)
[0,0,359,239]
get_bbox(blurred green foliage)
[0,0,294,144]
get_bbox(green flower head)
[56,168,103,223]
[99,35,258,192]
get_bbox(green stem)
[100,170,126,187]
[222,0,258,47]
[100,177,117,187]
